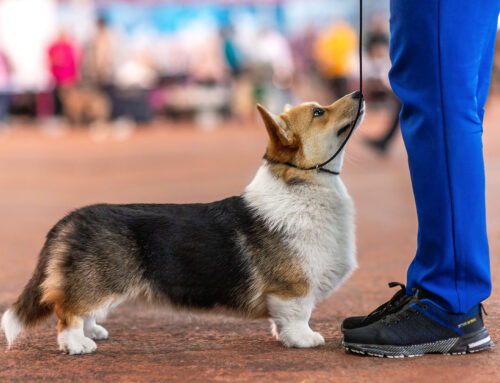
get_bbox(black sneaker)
[341,282,409,332]
[342,291,494,358]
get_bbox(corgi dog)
[1,92,364,355]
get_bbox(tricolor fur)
[2,92,364,354]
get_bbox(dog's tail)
[2,248,54,349]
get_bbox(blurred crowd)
[0,7,397,132]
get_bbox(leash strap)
[266,0,363,176]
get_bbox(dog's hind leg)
[83,317,109,341]
[82,295,127,341]
[55,304,97,355]
[267,295,325,348]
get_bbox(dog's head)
[257,91,364,180]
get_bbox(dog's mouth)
[337,104,365,137]
[353,101,365,128]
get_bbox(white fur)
[1,309,25,349]
[267,295,325,348]
[243,165,356,347]
[58,318,97,355]
[84,317,109,340]
[86,296,125,322]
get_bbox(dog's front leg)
[267,295,325,348]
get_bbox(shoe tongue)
[414,287,430,299]
[414,287,446,308]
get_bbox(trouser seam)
[436,0,462,312]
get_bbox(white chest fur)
[243,165,357,303]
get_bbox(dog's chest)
[286,195,355,300]
[244,166,356,302]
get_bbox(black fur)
[49,197,265,313]
[12,246,53,326]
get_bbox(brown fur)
[238,222,309,318]
[38,215,156,336]
[55,302,82,332]
[40,223,74,307]
[11,257,53,327]
[257,94,360,184]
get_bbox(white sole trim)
[468,336,491,349]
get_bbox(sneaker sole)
[342,328,494,358]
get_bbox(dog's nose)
[352,91,363,100]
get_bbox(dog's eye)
[313,107,324,117]
[337,124,351,136]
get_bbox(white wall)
[0,0,57,92]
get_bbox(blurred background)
[0,1,499,377]
[0,0,396,132]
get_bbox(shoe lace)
[382,289,428,325]
[480,303,488,316]
[361,282,411,325]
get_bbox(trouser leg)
[389,0,500,312]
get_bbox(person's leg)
[389,0,499,313]
[341,2,498,356]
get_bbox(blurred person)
[254,28,294,89]
[190,31,226,85]
[115,48,157,91]
[362,21,401,155]
[47,28,81,115]
[189,31,228,129]
[220,26,255,122]
[342,1,497,357]
[221,25,242,77]
[56,17,113,126]
[289,25,324,103]
[252,28,294,113]
[0,47,10,128]
[291,24,317,76]
[230,70,254,122]
[314,22,357,100]
[87,16,115,92]
[365,13,389,50]
[363,17,391,101]
[114,47,157,123]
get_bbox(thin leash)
[265,0,363,176]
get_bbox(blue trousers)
[389,0,500,313]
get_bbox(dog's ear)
[256,104,295,148]
[283,103,292,113]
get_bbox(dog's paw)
[280,326,325,348]
[58,330,97,355]
[84,324,109,341]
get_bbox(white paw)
[58,329,97,355]
[84,324,109,340]
[279,326,325,348]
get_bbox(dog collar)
[263,154,340,175]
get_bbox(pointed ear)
[283,103,292,113]
[256,104,295,147]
